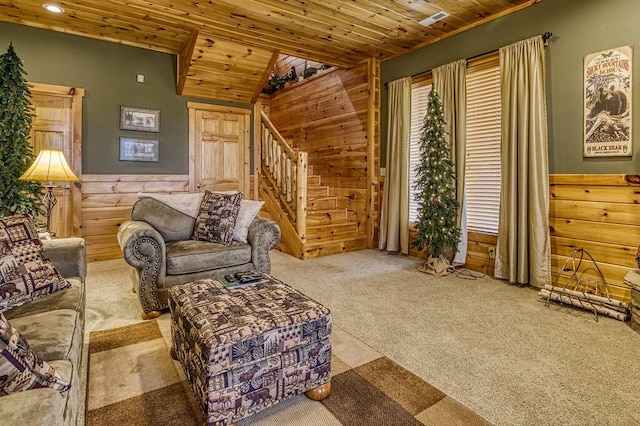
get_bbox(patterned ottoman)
[168,276,332,425]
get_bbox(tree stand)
[419,255,455,276]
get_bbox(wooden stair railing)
[260,110,308,252]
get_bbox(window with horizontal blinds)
[409,78,432,223]
[465,56,501,235]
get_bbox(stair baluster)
[259,110,308,249]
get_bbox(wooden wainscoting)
[550,174,639,303]
[81,175,189,262]
[465,232,497,276]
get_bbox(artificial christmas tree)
[413,89,460,275]
[0,43,42,217]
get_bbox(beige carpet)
[86,319,488,425]
[83,249,640,425]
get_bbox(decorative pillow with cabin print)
[0,214,71,312]
[192,191,243,245]
[0,311,70,394]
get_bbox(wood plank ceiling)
[1,0,539,103]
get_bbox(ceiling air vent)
[419,11,449,27]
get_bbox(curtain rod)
[385,31,553,89]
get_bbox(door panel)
[32,130,64,152]
[189,103,250,195]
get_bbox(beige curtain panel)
[495,36,551,288]
[379,77,411,254]
[433,59,468,265]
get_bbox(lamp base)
[42,184,57,234]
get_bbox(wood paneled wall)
[268,62,371,240]
[549,174,639,303]
[464,232,497,276]
[81,175,189,262]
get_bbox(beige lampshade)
[19,149,79,182]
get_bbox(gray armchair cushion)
[166,240,251,275]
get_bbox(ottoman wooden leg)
[305,382,331,401]
[141,310,161,320]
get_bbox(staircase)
[303,168,364,256]
[258,111,365,259]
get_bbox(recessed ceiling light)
[43,3,65,13]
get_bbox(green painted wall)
[1,21,252,175]
[381,0,640,174]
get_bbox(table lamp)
[19,149,79,234]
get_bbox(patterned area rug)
[87,318,491,425]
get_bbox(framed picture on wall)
[120,106,160,132]
[119,137,159,162]
[584,45,632,157]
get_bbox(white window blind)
[409,78,432,223]
[465,57,501,235]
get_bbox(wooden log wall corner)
[366,57,381,249]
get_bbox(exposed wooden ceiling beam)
[177,30,199,95]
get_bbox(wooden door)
[188,102,251,194]
[29,83,84,237]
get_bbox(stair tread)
[307,186,329,197]
[303,234,367,245]
[307,208,350,216]
[308,195,337,200]
[307,221,358,230]
[304,235,368,244]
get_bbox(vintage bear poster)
[584,45,632,157]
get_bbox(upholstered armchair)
[117,196,281,319]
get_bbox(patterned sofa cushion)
[0,311,70,394]
[0,214,71,312]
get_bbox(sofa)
[118,196,281,320]
[0,237,86,425]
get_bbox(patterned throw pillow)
[192,191,243,245]
[0,311,70,394]
[0,214,71,312]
